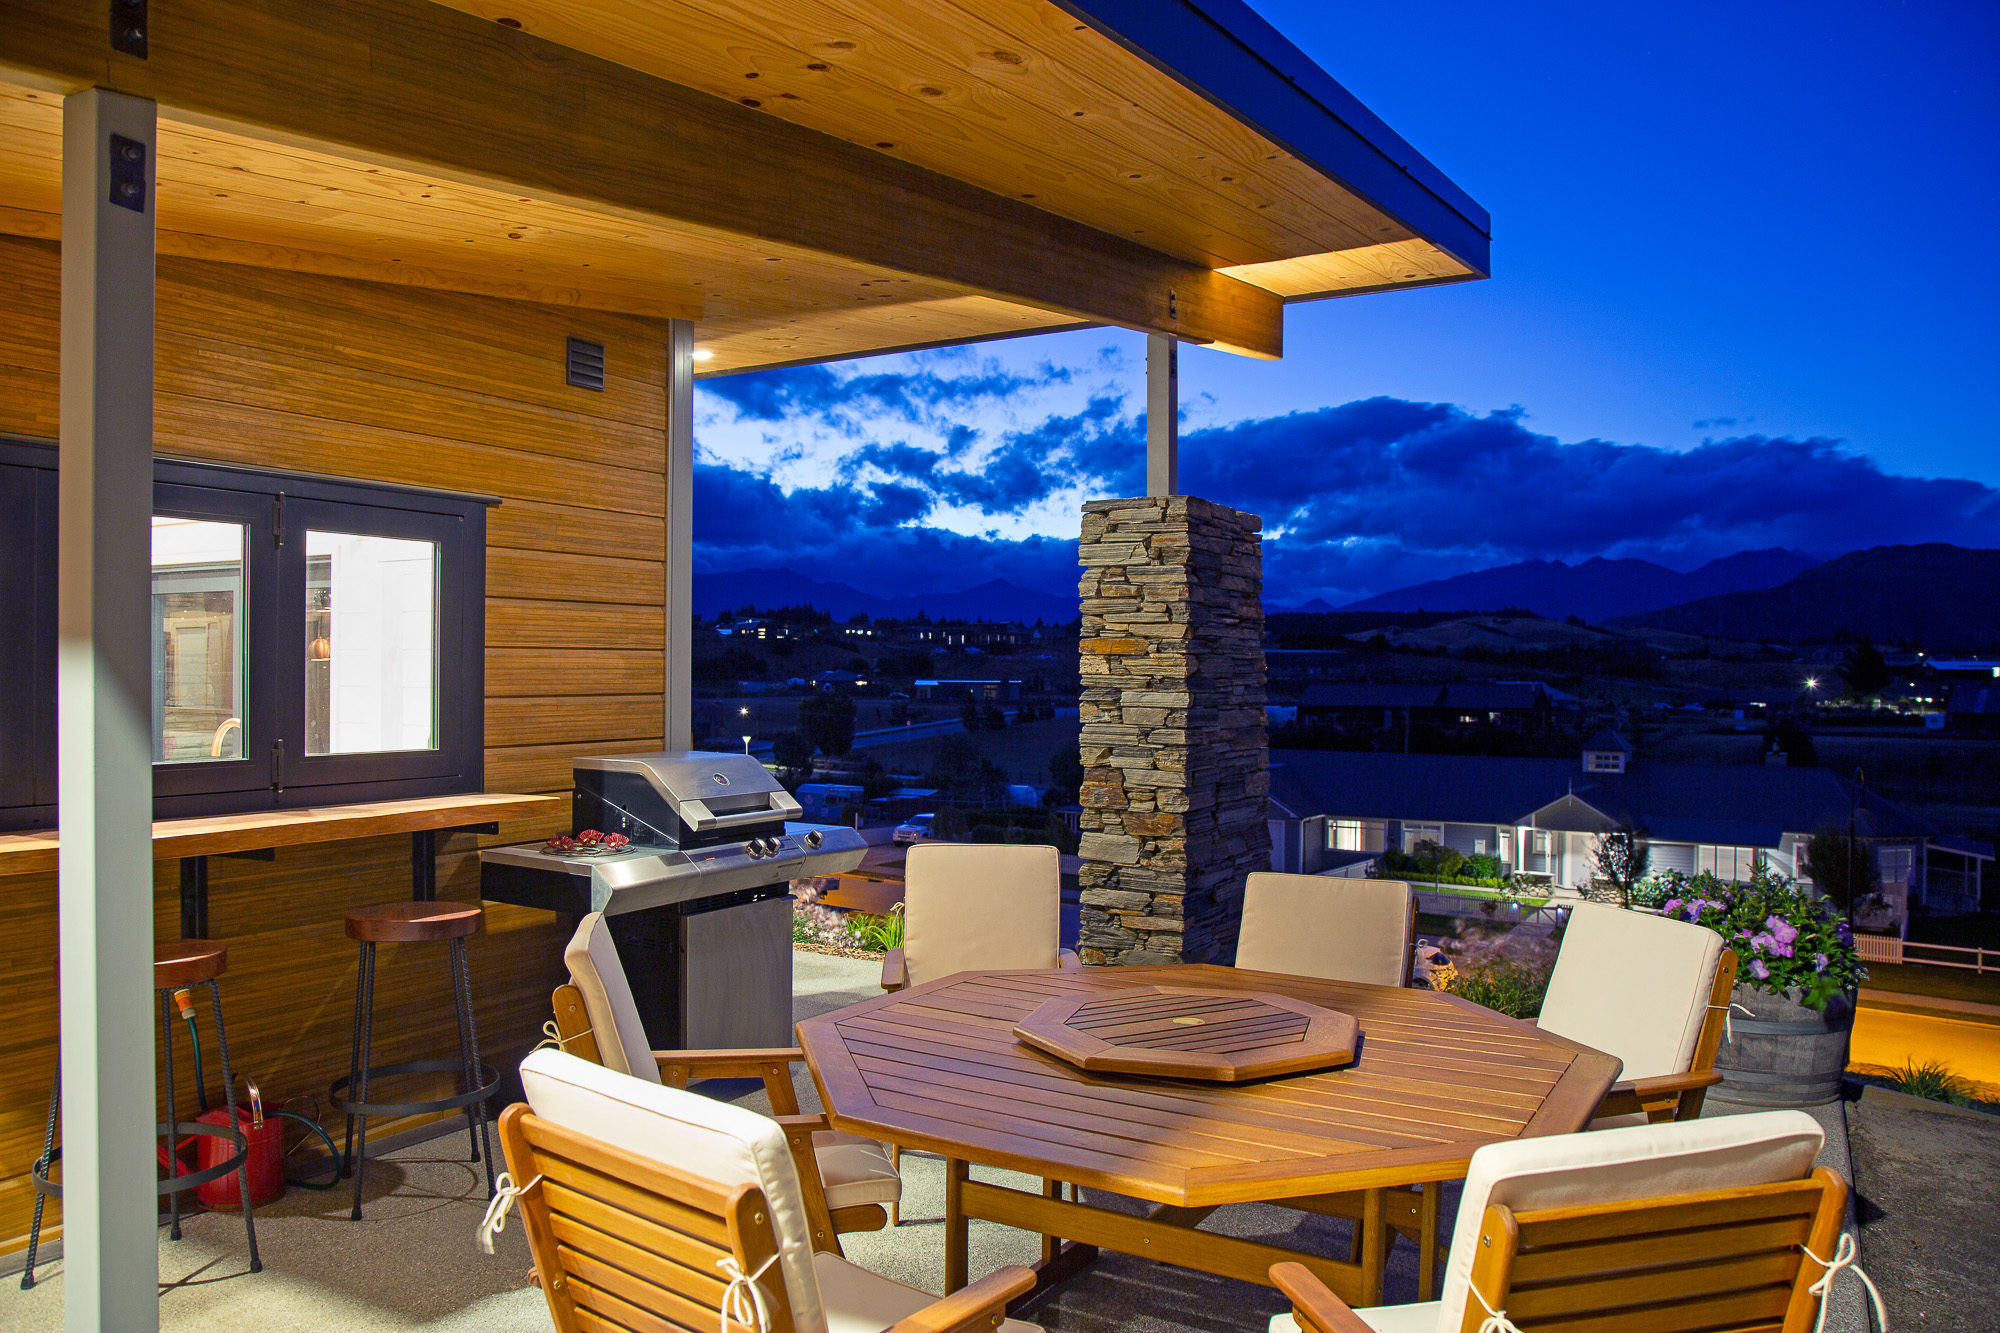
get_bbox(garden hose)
[172,989,340,1190]
[274,1110,342,1190]
[172,989,209,1113]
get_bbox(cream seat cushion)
[1269,1302,1437,1333]
[1235,873,1415,986]
[520,1048,826,1332]
[1271,1111,1823,1333]
[813,1131,902,1209]
[562,911,661,1083]
[814,1251,1039,1333]
[903,843,1061,986]
[1538,902,1725,1081]
[562,913,901,1210]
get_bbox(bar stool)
[22,939,262,1289]
[332,901,498,1220]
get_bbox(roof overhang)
[1519,793,1621,835]
[0,0,1487,372]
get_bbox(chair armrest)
[654,1048,805,1116]
[1269,1262,1377,1333]
[772,1115,841,1254]
[1595,1069,1722,1120]
[881,947,907,991]
[1057,949,1082,970]
[883,1264,1036,1333]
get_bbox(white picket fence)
[1856,933,2000,974]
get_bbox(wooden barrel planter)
[1711,984,1855,1107]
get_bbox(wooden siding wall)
[0,233,671,1253]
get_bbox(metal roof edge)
[1050,0,1491,274]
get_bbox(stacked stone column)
[1076,496,1268,966]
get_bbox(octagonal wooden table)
[796,963,1620,1309]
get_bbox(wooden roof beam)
[0,0,1283,357]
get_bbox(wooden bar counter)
[0,792,567,1259]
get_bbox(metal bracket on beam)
[110,0,147,59]
[410,823,503,901]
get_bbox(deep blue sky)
[693,1,2000,607]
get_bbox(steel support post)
[664,320,695,750]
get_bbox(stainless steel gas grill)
[479,752,865,1049]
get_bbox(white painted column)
[1146,332,1179,496]
[58,88,160,1331]
[663,320,695,750]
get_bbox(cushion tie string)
[477,1171,544,1254]
[717,1253,781,1333]
[1804,1233,1887,1333]
[1470,1280,1525,1333]
[534,1018,591,1052]
[1709,1001,1755,1041]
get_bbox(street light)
[742,735,752,755]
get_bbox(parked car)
[893,813,938,845]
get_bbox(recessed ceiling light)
[691,348,715,362]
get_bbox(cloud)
[694,355,2000,607]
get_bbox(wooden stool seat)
[345,901,482,943]
[155,938,227,989]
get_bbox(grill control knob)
[803,830,823,850]
[764,836,785,856]
[745,839,767,859]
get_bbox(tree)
[798,691,857,756]
[979,701,1007,731]
[771,729,815,787]
[1841,643,1892,698]
[1592,827,1651,907]
[1803,823,1880,912]
[1047,748,1086,801]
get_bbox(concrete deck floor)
[0,951,1903,1331]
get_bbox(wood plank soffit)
[0,0,1285,356]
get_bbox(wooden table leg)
[945,1157,969,1294]
[1417,1181,1440,1303]
[1041,1178,1061,1264]
[1359,1188,1386,1307]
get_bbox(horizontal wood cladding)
[0,234,669,1254]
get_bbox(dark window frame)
[0,437,492,829]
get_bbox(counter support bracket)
[412,823,500,901]
[179,856,207,940]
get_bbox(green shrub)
[1462,853,1502,880]
[1440,958,1551,1019]
[1889,1059,1976,1106]
[848,906,906,953]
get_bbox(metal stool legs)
[21,978,260,1288]
[334,936,497,1220]
[20,1065,59,1290]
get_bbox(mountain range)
[1337,548,1824,623]
[694,567,1078,625]
[1616,544,2000,648]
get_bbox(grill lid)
[574,751,802,837]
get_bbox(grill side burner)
[479,751,865,1048]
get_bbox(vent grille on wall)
[565,337,606,391]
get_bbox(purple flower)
[1814,953,1829,972]
[1836,922,1854,947]
[1766,916,1800,946]
[1750,931,1778,955]
[1748,958,1770,981]
[1663,898,1684,915]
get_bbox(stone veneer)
[1075,495,1268,966]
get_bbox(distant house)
[1297,679,1570,732]
[1267,735,1990,925]
[914,678,1022,702]
[913,622,1025,650]
[808,669,868,692]
[1945,682,2000,735]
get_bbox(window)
[1403,822,1443,852]
[1,440,489,828]
[1878,845,1915,887]
[1696,845,1765,882]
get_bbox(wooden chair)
[1538,903,1740,1125]
[882,843,1079,991]
[1234,873,1418,987]
[549,911,900,1245]
[499,1049,1041,1333]
[1267,1111,1860,1333]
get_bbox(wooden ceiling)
[0,0,1485,371]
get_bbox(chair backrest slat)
[1456,1169,1846,1333]
[502,1103,799,1333]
